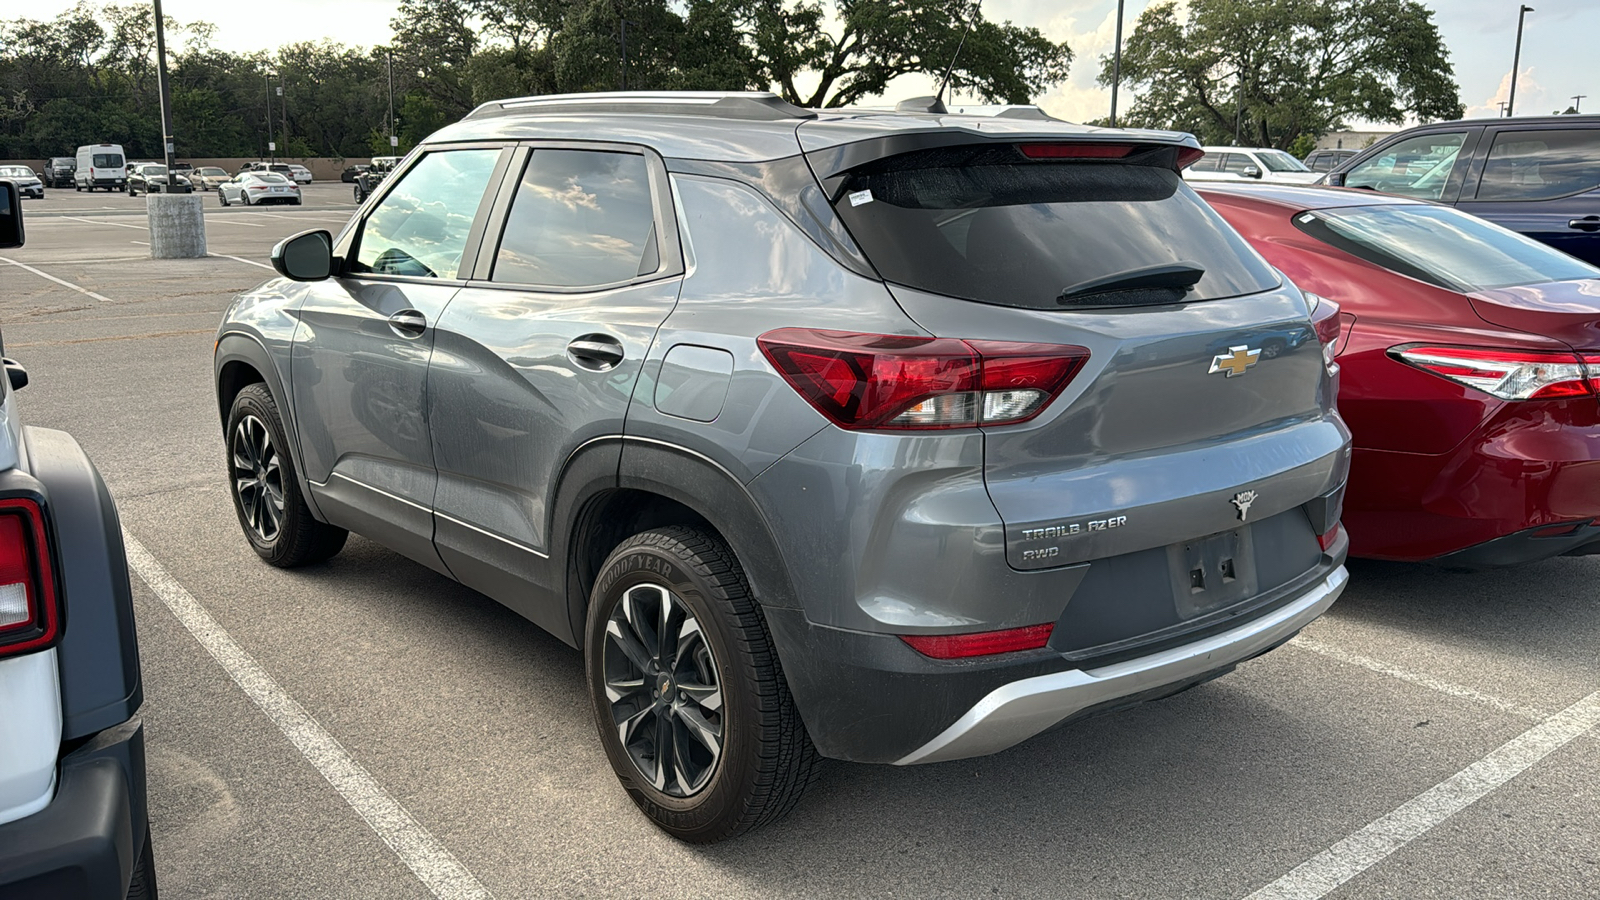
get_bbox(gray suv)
[213,91,1352,842]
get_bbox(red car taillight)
[758,329,1090,430]
[900,623,1055,659]
[0,499,60,659]
[1392,346,1600,400]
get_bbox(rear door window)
[1344,132,1467,200]
[1189,155,1221,173]
[93,154,122,168]
[489,149,659,288]
[830,144,1281,310]
[1474,129,1600,201]
[351,149,501,280]
[1221,153,1255,175]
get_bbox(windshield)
[1295,204,1600,291]
[0,167,33,178]
[1259,150,1310,173]
[145,166,167,177]
[93,154,123,168]
[198,167,226,176]
[831,146,1280,309]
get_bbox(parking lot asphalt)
[2,182,1598,899]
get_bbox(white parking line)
[1290,637,1545,720]
[131,241,149,246]
[211,254,274,271]
[61,215,147,230]
[1244,688,1600,900]
[202,216,265,227]
[0,257,115,302]
[121,530,494,900]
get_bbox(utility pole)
[1574,95,1587,113]
[387,50,398,152]
[1508,5,1533,117]
[1109,0,1125,127]
[1498,100,1510,117]
[279,78,288,160]
[265,72,276,163]
[620,19,629,91]
[151,0,182,185]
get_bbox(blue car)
[1325,115,1600,265]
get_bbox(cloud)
[1467,67,1559,118]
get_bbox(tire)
[243,193,252,206]
[127,821,158,900]
[226,384,347,567]
[353,184,365,203]
[218,192,228,206]
[585,526,820,843]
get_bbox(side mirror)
[0,181,23,249]
[1243,165,1263,179]
[271,229,335,282]
[1325,172,1346,187]
[3,359,27,392]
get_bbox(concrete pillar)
[146,193,207,259]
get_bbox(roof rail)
[464,91,818,122]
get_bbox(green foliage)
[1286,133,1317,159]
[1102,0,1463,150]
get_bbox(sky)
[3,0,1598,128]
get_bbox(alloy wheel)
[231,414,285,542]
[603,583,724,798]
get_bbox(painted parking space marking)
[0,257,115,302]
[1243,687,1600,900]
[61,214,146,230]
[211,254,275,271]
[121,529,495,900]
[1290,637,1546,720]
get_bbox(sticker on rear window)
[848,189,874,207]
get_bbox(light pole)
[264,72,276,163]
[278,78,288,160]
[387,50,398,152]
[1574,95,1587,113]
[1109,0,1126,127]
[151,0,182,186]
[1507,5,1533,117]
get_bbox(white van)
[74,144,127,192]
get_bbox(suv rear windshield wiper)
[1057,262,1205,304]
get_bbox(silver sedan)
[218,172,302,206]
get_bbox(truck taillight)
[0,499,60,659]
[758,328,1090,430]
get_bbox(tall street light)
[387,50,398,152]
[1507,5,1533,117]
[1109,0,1126,127]
[264,72,277,163]
[152,0,183,186]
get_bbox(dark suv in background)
[217,91,1350,842]
[42,158,75,189]
[1326,115,1600,264]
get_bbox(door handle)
[1568,216,1600,232]
[567,334,625,370]
[387,309,427,339]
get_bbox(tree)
[1102,0,1462,150]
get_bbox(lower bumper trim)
[894,566,1348,765]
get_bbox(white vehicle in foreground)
[1184,146,1322,184]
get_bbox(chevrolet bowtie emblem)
[1209,345,1262,377]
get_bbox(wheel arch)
[214,332,325,521]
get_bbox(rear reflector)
[758,329,1089,430]
[0,499,59,659]
[1393,346,1597,401]
[900,623,1055,659]
[1019,143,1135,160]
[1316,522,1343,552]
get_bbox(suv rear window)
[1293,204,1600,291]
[830,145,1280,309]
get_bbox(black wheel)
[353,184,365,203]
[586,526,820,842]
[226,384,347,567]
[127,821,158,899]
[218,191,228,207]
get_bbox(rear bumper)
[0,718,148,900]
[765,559,1347,764]
[897,566,1346,764]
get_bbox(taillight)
[0,499,60,659]
[1175,147,1205,169]
[1316,522,1343,552]
[1393,346,1598,400]
[758,328,1090,430]
[900,623,1054,659]
[1308,294,1340,377]
[250,185,269,191]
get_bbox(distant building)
[1316,130,1395,150]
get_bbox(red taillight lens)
[1316,522,1343,552]
[250,185,269,191]
[1393,346,1594,401]
[758,329,1089,430]
[1019,143,1135,160]
[900,623,1055,659]
[0,499,59,659]
[1176,147,1205,169]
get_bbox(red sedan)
[1201,183,1600,565]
